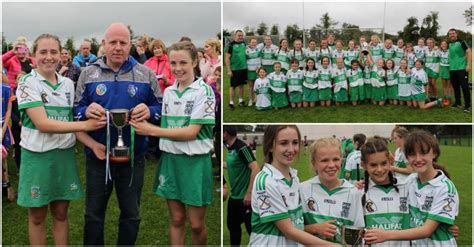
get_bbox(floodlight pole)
[382,0,386,41]
[302,1,306,47]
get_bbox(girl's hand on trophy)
[83,118,107,131]
[131,103,150,122]
[129,119,155,136]
[91,142,106,160]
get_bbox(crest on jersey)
[65,92,71,105]
[96,84,107,96]
[365,199,377,213]
[31,186,41,199]
[442,197,455,212]
[184,101,194,115]
[258,195,271,210]
[127,85,138,97]
[307,197,318,212]
[399,197,408,212]
[164,103,169,114]
[19,86,30,99]
[422,196,434,211]
[341,202,351,218]
[204,97,215,117]
[41,91,49,103]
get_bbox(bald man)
[72,39,98,69]
[74,23,162,245]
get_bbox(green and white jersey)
[414,45,428,61]
[386,69,397,86]
[260,44,278,66]
[330,49,346,67]
[439,50,449,67]
[304,48,320,64]
[397,69,412,97]
[406,52,416,69]
[289,49,306,68]
[249,164,304,246]
[267,72,287,93]
[332,67,348,93]
[410,68,427,96]
[17,70,75,152]
[225,138,256,199]
[286,69,304,93]
[319,48,332,66]
[393,147,409,183]
[345,150,364,183]
[225,41,247,70]
[382,46,395,60]
[275,49,291,71]
[346,68,364,88]
[370,43,384,63]
[393,46,405,67]
[303,69,319,89]
[246,46,262,71]
[363,179,410,247]
[405,171,458,246]
[371,66,386,88]
[364,66,372,84]
[344,49,359,68]
[254,78,272,110]
[317,66,332,89]
[160,78,215,155]
[300,177,365,244]
[425,48,440,74]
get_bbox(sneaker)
[248,100,253,107]
[238,101,245,107]
[463,107,471,113]
[450,104,461,109]
[229,103,235,110]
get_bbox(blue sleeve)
[146,70,163,123]
[72,56,81,68]
[73,69,89,121]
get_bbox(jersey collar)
[263,163,298,181]
[416,169,448,188]
[170,77,204,91]
[309,176,352,188]
[32,69,67,87]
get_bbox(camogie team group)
[227,32,460,111]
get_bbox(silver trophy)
[109,109,131,163]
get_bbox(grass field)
[2,143,221,245]
[223,144,472,246]
[223,68,472,123]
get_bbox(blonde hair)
[371,34,381,44]
[310,137,341,163]
[150,39,167,55]
[205,38,221,54]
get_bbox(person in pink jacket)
[2,42,36,89]
[201,38,221,84]
[144,39,175,94]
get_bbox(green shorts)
[154,152,213,206]
[350,86,365,101]
[289,91,303,103]
[425,67,439,78]
[334,89,348,102]
[386,85,399,100]
[372,86,387,102]
[364,84,372,100]
[439,66,450,80]
[399,95,412,101]
[247,70,257,81]
[318,88,332,101]
[262,65,274,74]
[17,147,84,207]
[271,92,288,108]
[303,87,319,102]
[412,92,427,102]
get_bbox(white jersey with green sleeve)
[289,49,306,68]
[393,46,405,67]
[425,48,440,74]
[382,46,395,60]
[439,50,449,67]
[405,171,458,246]
[319,48,332,65]
[160,77,215,155]
[346,68,364,88]
[363,179,410,247]
[370,43,384,63]
[317,66,332,89]
[386,69,397,86]
[397,69,411,97]
[414,45,428,61]
[286,69,304,93]
[254,78,271,110]
[16,70,76,152]
[406,52,416,69]
[410,67,428,96]
[330,49,346,67]
[249,164,304,246]
[332,67,348,93]
[260,44,278,66]
[246,46,262,71]
[393,147,410,183]
[345,150,364,183]
[267,72,287,93]
[344,49,359,68]
[364,66,372,84]
[275,49,291,71]
[371,66,386,88]
[300,176,365,244]
[303,69,319,89]
[304,48,320,64]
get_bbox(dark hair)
[277,38,288,54]
[415,59,425,66]
[290,59,299,66]
[404,130,450,178]
[391,126,409,140]
[360,137,399,206]
[32,33,61,54]
[353,134,367,150]
[320,56,330,65]
[223,125,238,137]
[215,66,221,73]
[256,67,267,75]
[168,41,201,77]
[305,58,316,71]
[179,36,192,42]
[263,125,301,164]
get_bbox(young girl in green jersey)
[275,39,290,73]
[364,130,459,246]
[17,34,105,245]
[394,38,405,68]
[405,43,416,69]
[425,38,440,101]
[305,39,320,65]
[300,137,365,245]
[414,38,427,62]
[390,126,413,183]
[319,39,331,67]
[318,56,332,107]
[397,59,412,106]
[303,58,319,107]
[359,46,373,103]
[253,67,272,111]
[347,60,365,106]
[267,62,288,109]
[382,39,395,61]
[246,36,262,107]
[290,39,305,69]
[369,35,383,65]
[287,59,304,108]
[332,57,348,106]
[330,40,345,68]
[439,40,452,105]
[385,59,398,105]
[260,35,277,73]
[371,58,387,106]
[249,126,335,246]
[410,59,442,109]
[344,40,358,69]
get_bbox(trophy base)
[110,147,130,163]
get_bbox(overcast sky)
[224,2,472,36]
[3,2,220,49]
